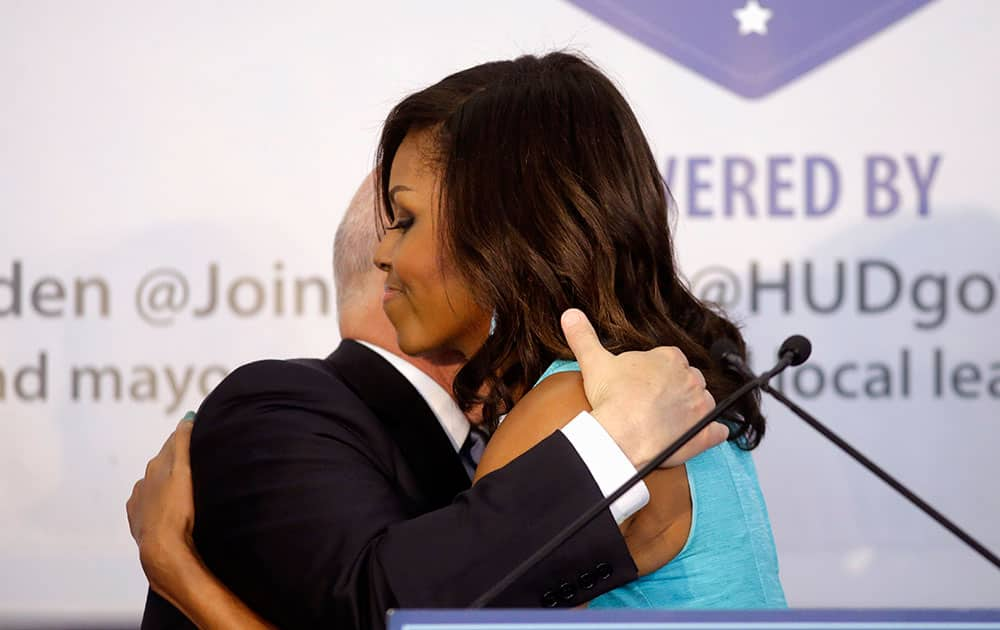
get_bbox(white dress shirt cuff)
[560,411,650,525]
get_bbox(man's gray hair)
[333,175,379,312]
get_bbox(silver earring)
[489,310,498,336]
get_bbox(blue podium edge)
[387,608,1000,630]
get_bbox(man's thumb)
[561,308,609,371]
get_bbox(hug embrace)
[127,51,785,630]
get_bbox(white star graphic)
[733,0,773,36]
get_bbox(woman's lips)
[382,285,403,303]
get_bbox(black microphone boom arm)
[719,337,1000,572]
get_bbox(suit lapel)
[326,340,471,509]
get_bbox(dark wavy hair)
[375,52,765,448]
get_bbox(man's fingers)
[653,345,687,368]
[693,423,728,454]
[690,367,707,389]
[666,422,728,467]
[561,308,610,373]
[702,389,716,413]
[706,421,728,448]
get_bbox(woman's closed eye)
[386,216,414,231]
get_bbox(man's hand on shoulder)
[560,309,728,469]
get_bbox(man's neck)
[351,339,471,453]
[340,332,461,398]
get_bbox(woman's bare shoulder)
[473,371,591,482]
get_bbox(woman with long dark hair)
[129,51,784,625]
[372,51,783,609]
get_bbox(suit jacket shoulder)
[192,342,471,512]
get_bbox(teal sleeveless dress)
[538,360,787,609]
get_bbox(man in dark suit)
[134,178,724,629]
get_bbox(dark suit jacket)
[142,340,635,629]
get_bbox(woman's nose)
[373,233,393,272]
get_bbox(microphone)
[717,336,1000,572]
[469,343,794,609]
[778,335,812,366]
[711,334,810,380]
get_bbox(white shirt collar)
[354,340,470,452]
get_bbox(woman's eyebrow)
[388,185,413,204]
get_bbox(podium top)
[388,608,1000,630]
